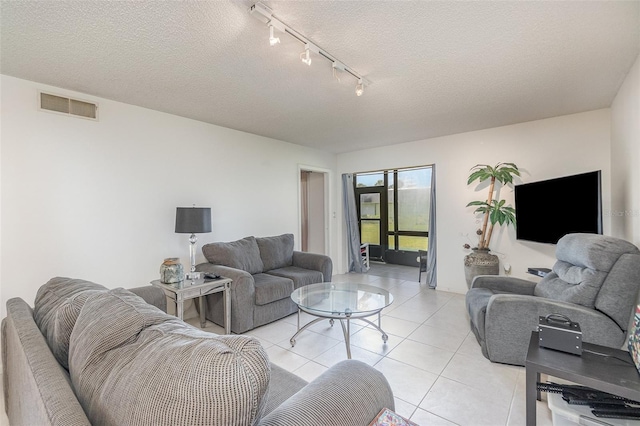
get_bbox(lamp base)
[186,271,202,280]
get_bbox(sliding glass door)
[355,166,431,266]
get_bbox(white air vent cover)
[39,92,98,120]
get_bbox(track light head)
[355,79,364,96]
[300,45,312,66]
[269,25,280,46]
[332,61,345,82]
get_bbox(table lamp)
[175,206,211,280]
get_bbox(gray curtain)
[426,165,437,288]
[342,173,364,273]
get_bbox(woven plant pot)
[464,248,499,289]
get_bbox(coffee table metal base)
[290,307,388,359]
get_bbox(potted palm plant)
[464,162,520,288]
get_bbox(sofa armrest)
[3,298,92,425]
[484,294,626,365]
[196,263,254,285]
[196,263,257,333]
[292,251,333,282]
[259,360,393,426]
[128,286,167,312]
[471,275,536,295]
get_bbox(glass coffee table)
[290,282,394,359]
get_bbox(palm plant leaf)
[468,163,520,185]
[487,201,517,226]
[467,169,490,185]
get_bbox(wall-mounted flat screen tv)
[515,170,602,244]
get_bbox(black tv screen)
[515,171,602,244]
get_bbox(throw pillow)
[52,289,104,370]
[256,233,294,271]
[69,288,271,426]
[33,277,106,353]
[202,236,264,274]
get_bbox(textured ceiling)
[1,1,639,153]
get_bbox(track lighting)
[269,25,280,46]
[355,79,364,96]
[332,61,345,82]
[300,45,312,66]
[249,2,370,96]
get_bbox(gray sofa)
[2,277,394,426]
[196,234,332,333]
[466,233,640,366]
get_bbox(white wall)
[611,53,640,246]
[0,75,336,317]
[337,109,612,294]
[0,72,623,310]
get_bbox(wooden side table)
[525,331,640,426]
[151,277,232,334]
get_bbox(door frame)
[297,164,332,256]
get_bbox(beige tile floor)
[238,263,554,426]
[0,263,553,426]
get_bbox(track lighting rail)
[249,2,370,95]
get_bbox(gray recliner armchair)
[466,233,640,366]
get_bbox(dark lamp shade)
[175,207,212,234]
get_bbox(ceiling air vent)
[39,92,98,120]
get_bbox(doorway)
[300,168,329,255]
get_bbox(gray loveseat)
[2,277,394,425]
[466,233,640,366]
[196,234,332,333]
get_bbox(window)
[356,172,384,187]
[392,167,431,251]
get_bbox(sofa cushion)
[203,236,264,274]
[555,233,640,272]
[595,253,640,330]
[262,363,308,416]
[33,277,106,353]
[253,273,294,306]
[534,261,607,308]
[51,289,104,370]
[256,234,294,271]
[69,288,271,426]
[267,266,323,290]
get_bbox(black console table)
[525,331,640,426]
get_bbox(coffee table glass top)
[291,282,393,316]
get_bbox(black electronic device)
[592,408,640,420]
[538,314,583,355]
[528,267,552,277]
[537,382,640,420]
[203,272,220,279]
[537,382,635,406]
[515,170,602,244]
